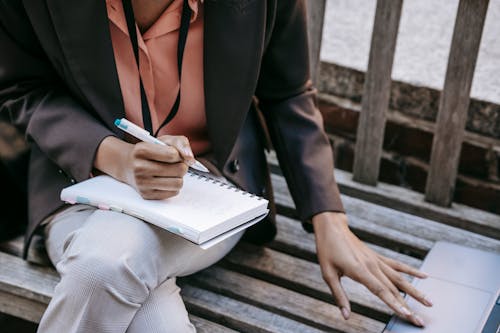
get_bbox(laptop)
[384,241,500,333]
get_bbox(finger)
[371,265,407,306]
[379,256,428,279]
[138,177,184,193]
[363,261,411,314]
[133,160,188,178]
[134,142,182,163]
[139,189,180,200]
[358,272,424,327]
[157,135,195,164]
[321,268,351,319]
[381,262,433,307]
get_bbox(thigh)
[43,204,96,265]
[45,205,242,280]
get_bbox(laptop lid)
[384,242,500,333]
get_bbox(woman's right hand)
[94,135,195,200]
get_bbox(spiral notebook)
[60,172,269,249]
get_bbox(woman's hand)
[312,212,433,327]
[94,135,195,200]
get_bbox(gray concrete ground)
[321,0,500,104]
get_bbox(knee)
[56,250,152,304]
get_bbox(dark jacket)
[0,0,344,259]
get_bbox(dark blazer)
[0,0,344,259]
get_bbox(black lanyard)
[122,0,192,136]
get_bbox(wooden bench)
[1,158,499,332]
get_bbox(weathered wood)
[306,0,327,84]
[270,172,500,254]
[425,0,490,206]
[0,252,239,332]
[224,243,392,322]
[189,316,239,333]
[181,285,325,333]
[0,289,46,323]
[0,289,233,333]
[342,196,500,253]
[271,214,423,268]
[0,253,56,305]
[186,265,385,333]
[353,0,403,185]
[267,151,500,240]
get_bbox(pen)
[114,118,209,173]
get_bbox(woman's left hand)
[312,212,433,327]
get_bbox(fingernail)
[341,307,350,320]
[183,147,194,157]
[414,314,425,327]
[400,306,411,316]
[186,159,195,166]
[424,295,434,306]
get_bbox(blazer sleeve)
[0,2,115,182]
[255,0,345,229]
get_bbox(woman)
[0,0,431,331]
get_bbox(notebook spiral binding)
[187,170,263,200]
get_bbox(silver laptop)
[384,241,500,333]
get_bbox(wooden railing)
[307,0,491,208]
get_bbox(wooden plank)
[271,214,423,268]
[306,0,327,84]
[224,243,392,322]
[341,196,500,253]
[352,0,403,185]
[0,252,56,305]
[270,172,500,254]
[0,248,383,333]
[0,252,239,332]
[181,284,326,333]
[0,289,46,323]
[425,0,490,206]
[186,265,385,333]
[267,151,500,240]
[0,291,233,333]
[190,316,239,333]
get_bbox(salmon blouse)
[106,0,210,155]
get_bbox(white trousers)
[37,204,243,333]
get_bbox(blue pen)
[115,118,209,173]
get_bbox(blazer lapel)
[203,1,266,169]
[44,0,125,135]
[39,0,266,158]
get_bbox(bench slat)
[272,214,423,268]
[271,173,500,254]
[0,252,239,332]
[268,152,500,240]
[0,290,46,324]
[0,290,234,333]
[189,316,239,333]
[181,285,325,333]
[188,265,385,333]
[225,243,391,322]
[0,252,56,304]
[353,0,403,185]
